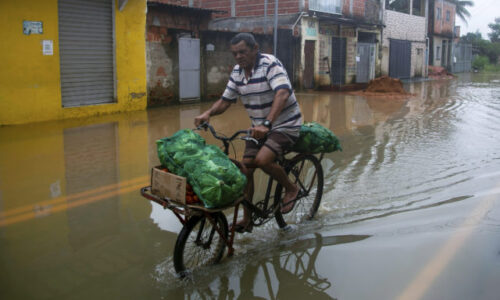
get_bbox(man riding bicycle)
[194,33,303,232]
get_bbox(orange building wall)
[433,0,455,36]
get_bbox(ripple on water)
[153,74,500,291]
[317,75,500,227]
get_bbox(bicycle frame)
[141,123,325,260]
[201,122,325,225]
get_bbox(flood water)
[1,73,500,300]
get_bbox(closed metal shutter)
[331,37,346,85]
[389,39,411,79]
[58,0,115,107]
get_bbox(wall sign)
[306,28,317,37]
[42,40,53,55]
[23,21,43,35]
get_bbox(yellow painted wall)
[0,0,147,125]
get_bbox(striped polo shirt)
[222,53,302,135]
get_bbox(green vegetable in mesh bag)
[292,122,342,154]
[156,129,247,208]
[157,129,205,175]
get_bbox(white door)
[179,38,200,101]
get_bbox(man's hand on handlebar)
[251,125,269,140]
[194,112,210,128]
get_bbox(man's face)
[230,40,258,70]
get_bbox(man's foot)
[230,220,253,233]
[281,184,299,214]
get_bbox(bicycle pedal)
[281,224,297,233]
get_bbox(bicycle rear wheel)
[274,154,324,228]
[173,212,228,275]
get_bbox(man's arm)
[265,89,290,123]
[194,99,232,126]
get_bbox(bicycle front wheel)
[274,154,324,228]
[173,212,228,275]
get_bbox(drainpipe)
[339,23,342,91]
[426,37,430,77]
[381,0,386,76]
[425,0,429,77]
[291,11,306,33]
[273,0,279,56]
[264,0,268,34]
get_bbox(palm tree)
[450,0,474,24]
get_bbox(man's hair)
[230,33,257,48]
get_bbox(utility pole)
[264,0,268,34]
[273,0,278,56]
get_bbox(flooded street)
[1,73,500,299]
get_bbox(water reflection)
[1,73,500,299]
[161,233,370,299]
[64,123,120,249]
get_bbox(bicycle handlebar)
[196,122,259,145]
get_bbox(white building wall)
[382,10,427,77]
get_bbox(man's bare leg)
[255,147,299,213]
[235,161,255,229]
[235,147,299,229]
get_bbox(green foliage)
[292,122,342,154]
[450,0,474,24]
[488,17,500,43]
[462,30,500,65]
[461,31,482,44]
[157,129,246,208]
[472,55,489,70]
[483,41,500,64]
[484,64,500,72]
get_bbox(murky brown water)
[1,73,500,299]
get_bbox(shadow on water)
[158,233,370,299]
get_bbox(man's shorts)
[243,130,299,159]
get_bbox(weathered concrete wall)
[149,0,204,7]
[201,31,274,100]
[146,6,211,106]
[146,27,179,106]
[412,43,426,77]
[203,0,301,18]
[430,36,452,67]
[343,27,358,84]
[318,25,336,86]
[382,10,427,77]
[201,31,236,100]
[302,19,356,87]
[0,0,147,125]
[300,17,320,88]
[342,0,382,23]
[358,28,383,78]
[315,23,381,86]
[432,0,455,36]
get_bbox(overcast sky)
[455,0,499,39]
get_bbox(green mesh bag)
[291,122,342,154]
[156,129,247,208]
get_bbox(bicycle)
[140,123,325,276]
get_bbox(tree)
[462,30,500,65]
[461,31,482,44]
[488,17,500,43]
[450,0,474,24]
